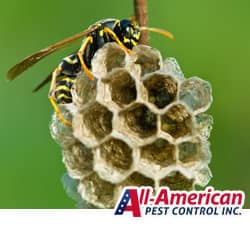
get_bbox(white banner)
[0,209,249,250]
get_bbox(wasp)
[7,17,173,127]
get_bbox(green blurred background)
[0,0,249,208]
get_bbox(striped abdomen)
[55,54,81,104]
[54,78,74,104]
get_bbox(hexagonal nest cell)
[91,42,126,76]
[78,173,116,208]
[120,104,157,138]
[50,110,74,148]
[72,73,97,106]
[50,44,213,208]
[99,138,133,170]
[140,138,176,167]
[102,69,137,107]
[159,171,194,191]
[120,172,155,188]
[143,74,177,109]
[130,45,161,76]
[195,113,213,139]
[161,104,193,138]
[178,139,201,163]
[75,102,113,141]
[179,77,212,112]
[178,137,211,165]
[63,141,93,178]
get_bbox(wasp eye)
[125,26,132,36]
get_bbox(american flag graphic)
[114,188,141,217]
[114,189,131,215]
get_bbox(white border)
[0,209,249,250]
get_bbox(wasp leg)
[103,27,131,54]
[48,67,72,127]
[77,36,95,80]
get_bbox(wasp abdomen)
[54,54,80,104]
[60,54,81,76]
[55,78,74,104]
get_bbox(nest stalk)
[134,0,149,45]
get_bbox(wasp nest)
[50,43,213,208]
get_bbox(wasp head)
[115,19,140,49]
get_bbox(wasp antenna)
[130,15,137,25]
[140,27,174,40]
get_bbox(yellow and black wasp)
[7,17,173,127]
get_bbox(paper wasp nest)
[50,43,213,208]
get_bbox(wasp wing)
[32,48,80,93]
[7,24,100,81]
[32,72,53,93]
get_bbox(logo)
[114,186,245,217]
